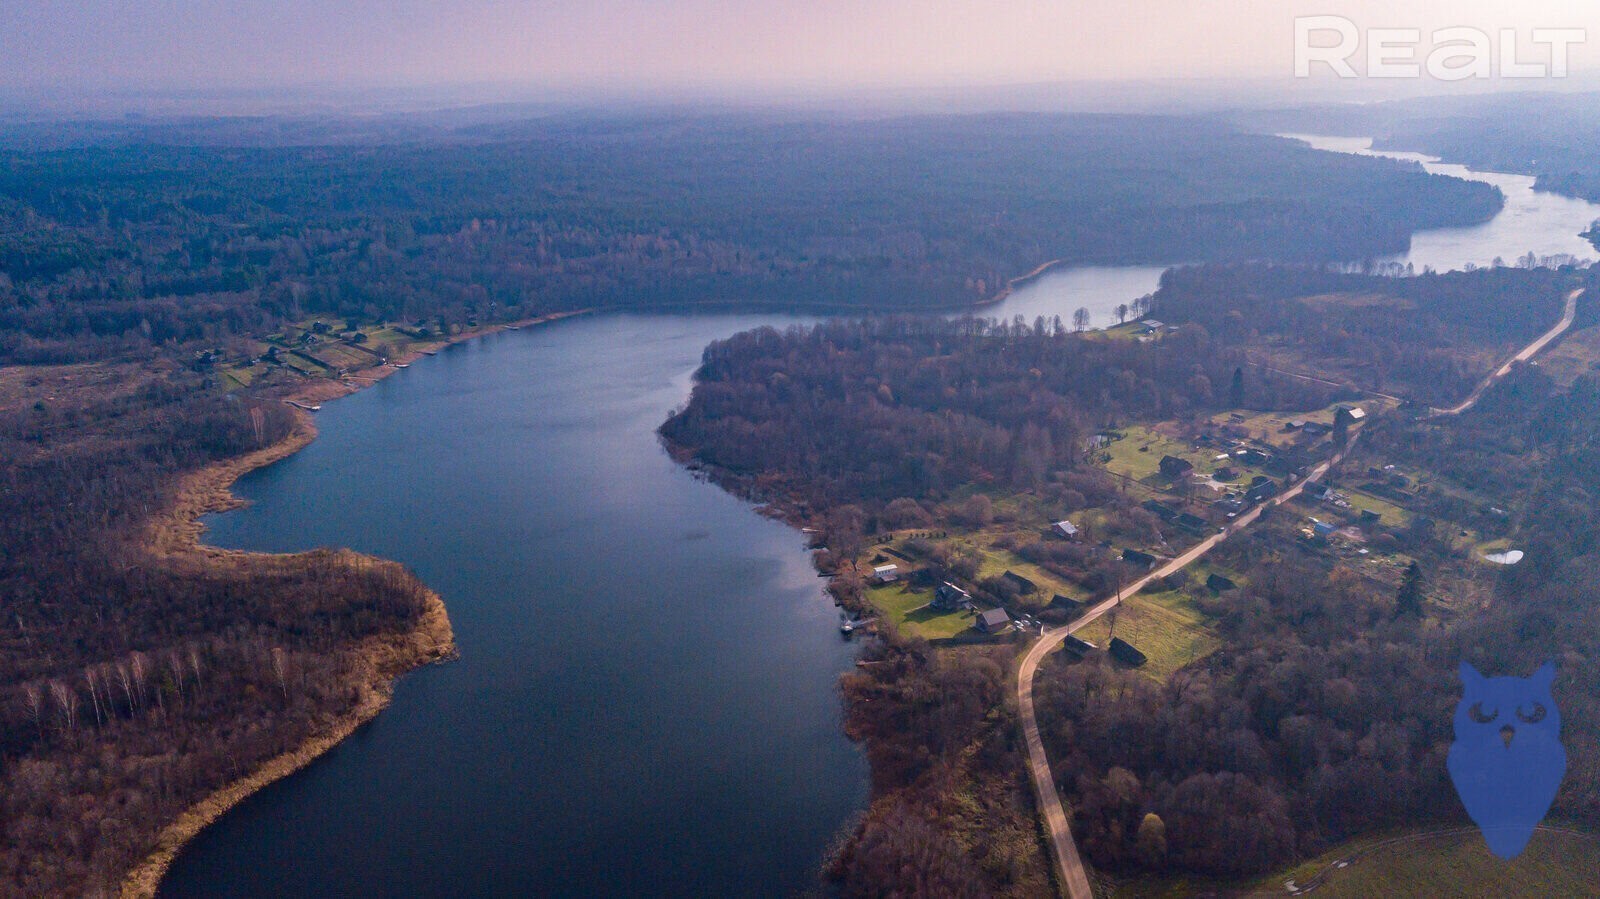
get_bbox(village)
[192,311,588,393]
[844,375,1519,682]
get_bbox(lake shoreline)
[120,310,588,897]
[975,256,1068,310]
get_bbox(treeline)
[1035,357,1600,880]
[0,368,444,895]
[1150,264,1576,404]
[0,112,1502,363]
[660,316,1335,518]
[1036,537,1456,877]
[828,638,1052,897]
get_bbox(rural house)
[932,581,971,611]
[1122,548,1157,569]
[1246,476,1277,505]
[1159,455,1195,478]
[976,608,1012,634]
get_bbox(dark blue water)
[160,313,867,897]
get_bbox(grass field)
[866,582,976,640]
[1095,321,1149,342]
[1100,425,1220,483]
[952,534,1094,608]
[1252,827,1600,898]
[1213,408,1331,449]
[1339,487,1412,526]
[1070,587,1219,681]
[1534,324,1600,388]
[304,342,376,370]
[279,353,324,376]
[217,366,251,389]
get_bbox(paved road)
[1017,286,1584,898]
[1430,288,1582,417]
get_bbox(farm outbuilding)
[1109,637,1147,666]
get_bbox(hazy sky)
[4,1,1600,95]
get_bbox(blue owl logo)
[1446,661,1566,859]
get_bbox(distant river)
[1285,134,1600,272]
[161,136,1600,896]
[992,134,1600,328]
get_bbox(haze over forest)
[7,1,1600,114]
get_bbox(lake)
[160,136,1600,896]
[160,313,866,897]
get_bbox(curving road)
[1017,286,1584,898]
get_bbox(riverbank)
[119,311,589,896]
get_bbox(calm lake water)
[161,136,1600,896]
[162,313,866,897]
[990,264,1166,330]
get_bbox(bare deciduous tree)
[49,680,78,735]
[130,653,149,709]
[22,682,44,738]
[188,644,204,690]
[167,651,186,700]
[271,647,290,701]
[84,667,104,727]
[116,662,135,712]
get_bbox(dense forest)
[0,363,450,894]
[829,640,1052,897]
[0,112,1502,363]
[1150,264,1577,404]
[661,316,1334,515]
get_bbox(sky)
[4,1,1600,100]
